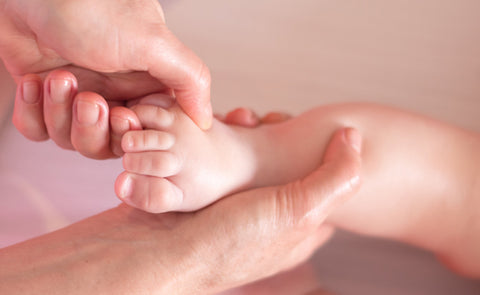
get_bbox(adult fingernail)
[76,100,100,126]
[49,79,72,104]
[344,128,362,154]
[22,80,41,104]
[199,103,213,130]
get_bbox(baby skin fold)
[115,94,480,277]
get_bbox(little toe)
[115,172,184,213]
[136,93,175,108]
[130,104,174,130]
[123,151,181,177]
[122,130,175,153]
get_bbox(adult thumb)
[135,27,212,130]
[272,127,362,228]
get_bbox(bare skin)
[0,0,212,159]
[0,128,361,295]
[109,93,480,278]
[11,70,480,279]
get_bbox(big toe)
[115,172,184,213]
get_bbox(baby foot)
[115,94,258,213]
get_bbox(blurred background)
[1,0,480,293]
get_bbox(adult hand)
[13,67,290,159]
[0,127,362,294]
[0,0,211,157]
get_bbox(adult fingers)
[71,92,113,159]
[67,67,170,101]
[223,108,261,127]
[15,71,142,159]
[43,70,77,149]
[12,74,49,141]
[275,128,362,227]
[133,26,212,130]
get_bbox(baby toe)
[123,151,181,177]
[115,172,183,213]
[130,104,174,130]
[136,93,175,108]
[122,130,175,153]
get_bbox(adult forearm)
[0,234,120,294]
[0,206,193,294]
